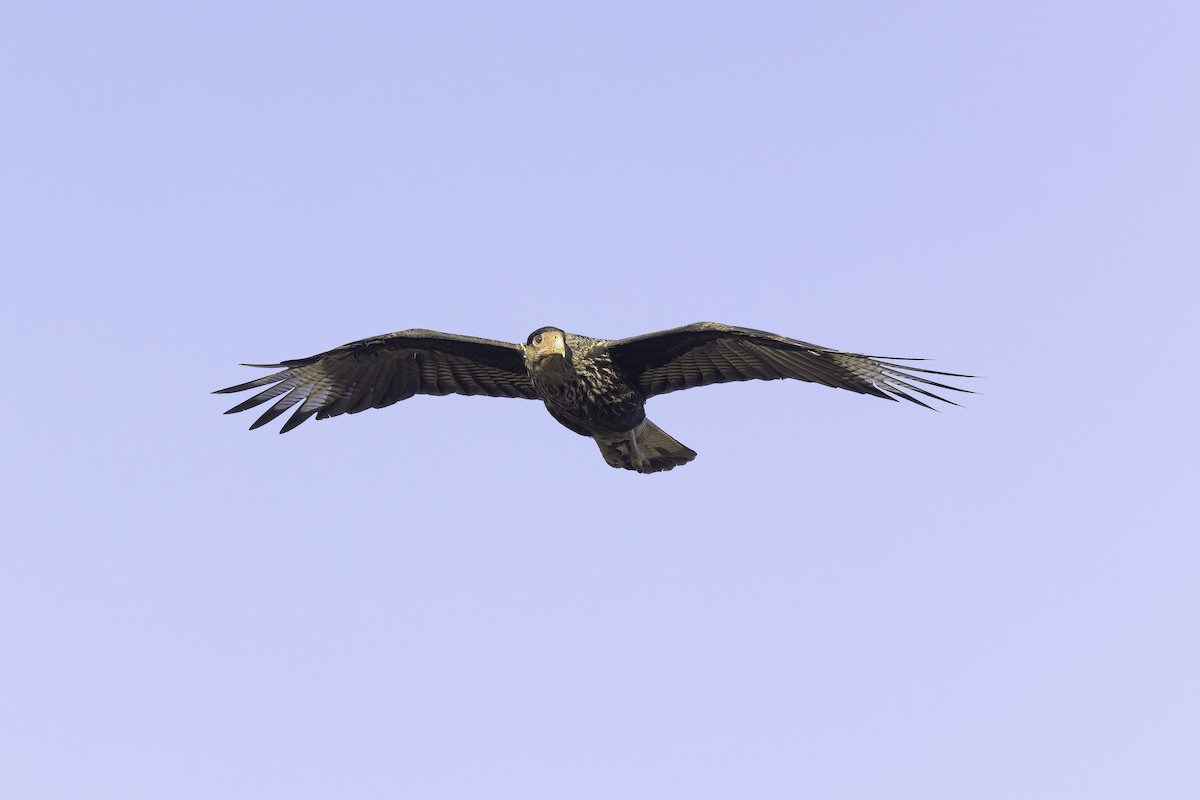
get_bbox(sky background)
[2,2,1197,798]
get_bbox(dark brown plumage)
[215,322,972,472]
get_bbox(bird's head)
[524,327,571,372]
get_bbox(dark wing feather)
[606,322,973,408]
[215,329,538,432]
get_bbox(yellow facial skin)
[529,330,566,360]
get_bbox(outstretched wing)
[605,322,972,408]
[215,329,538,433]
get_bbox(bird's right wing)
[606,322,972,408]
[214,329,539,433]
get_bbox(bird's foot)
[625,433,653,473]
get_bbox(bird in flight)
[215,322,971,473]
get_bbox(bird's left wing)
[605,322,972,408]
[215,329,539,432]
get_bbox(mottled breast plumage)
[528,334,646,436]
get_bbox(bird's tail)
[594,419,697,474]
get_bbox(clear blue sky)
[3,2,1197,798]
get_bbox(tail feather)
[594,419,697,474]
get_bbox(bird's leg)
[624,428,652,473]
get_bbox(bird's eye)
[534,334,543,345]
